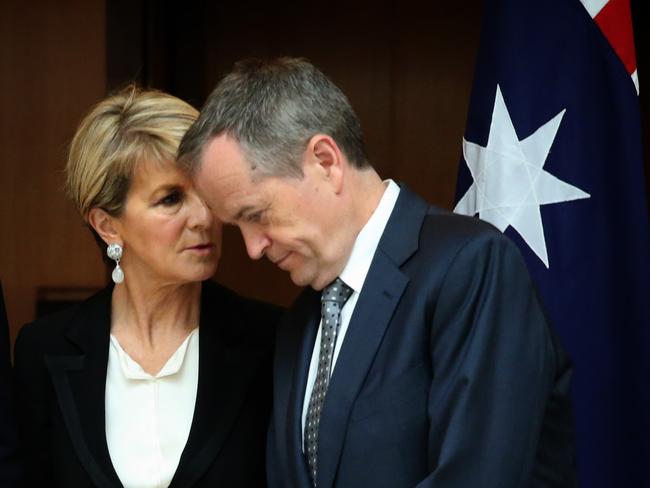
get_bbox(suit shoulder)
[200,280,284,346]
[15,300,82,351]
[15,287,110,356]
[398,206,528,287]
[421,206,519,257]
[425,206,502,238]
[201,280,284,320]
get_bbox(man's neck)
[349,167,386,232]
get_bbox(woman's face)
[113,160,221,286]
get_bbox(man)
[178,58,576,487]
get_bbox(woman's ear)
[87,208,121,246]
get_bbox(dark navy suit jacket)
[267,187,576,487]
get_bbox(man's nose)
[240,225,271,260]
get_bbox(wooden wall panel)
[0,0,107,342]
[389,3,483,205]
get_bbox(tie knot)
[321,277,353,307]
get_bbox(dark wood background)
[1,0,647,342]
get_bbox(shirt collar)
[109,328,199,380]
[339,180,400,293]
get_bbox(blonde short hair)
[66,85,198,220]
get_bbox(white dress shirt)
[105,328,199,488]
[301,180,400,443]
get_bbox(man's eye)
[159,191,182,206]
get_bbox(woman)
[13,86,282,487]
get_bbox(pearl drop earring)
[106,243,124,284]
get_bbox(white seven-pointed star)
[454,85,590,268]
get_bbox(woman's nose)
[187,193,213,229]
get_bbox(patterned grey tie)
[304,277,353,486]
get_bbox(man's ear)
[307,134,344,193]
[87,207,122,246]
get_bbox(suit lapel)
[287,289,321,487]
[316,257,408,488]
[316,186,429,488]
[273,287,321,487]
[169,283,270,488]
[46,286,122,488]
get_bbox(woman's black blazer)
[13,281,283,488]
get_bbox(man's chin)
[285,263,335,290]
[301,273,336,292]
[287,266,322,289]
[288,269,312,288]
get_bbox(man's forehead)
[201,138,251,178]
[204,179,264,219]
[196,168,266,221]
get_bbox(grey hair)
[178,57,369,178]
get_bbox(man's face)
[195,134,348,290]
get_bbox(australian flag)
[454,0,650,486]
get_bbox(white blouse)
[105,328,199,488]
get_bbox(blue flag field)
[454,0,650,486]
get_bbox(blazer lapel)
[45,287,122,488]
[316,186,428,488]
[169,284,271,488]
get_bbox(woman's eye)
[159,191,182,206]
[247,211,264,223]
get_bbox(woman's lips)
[186,243,214,253]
